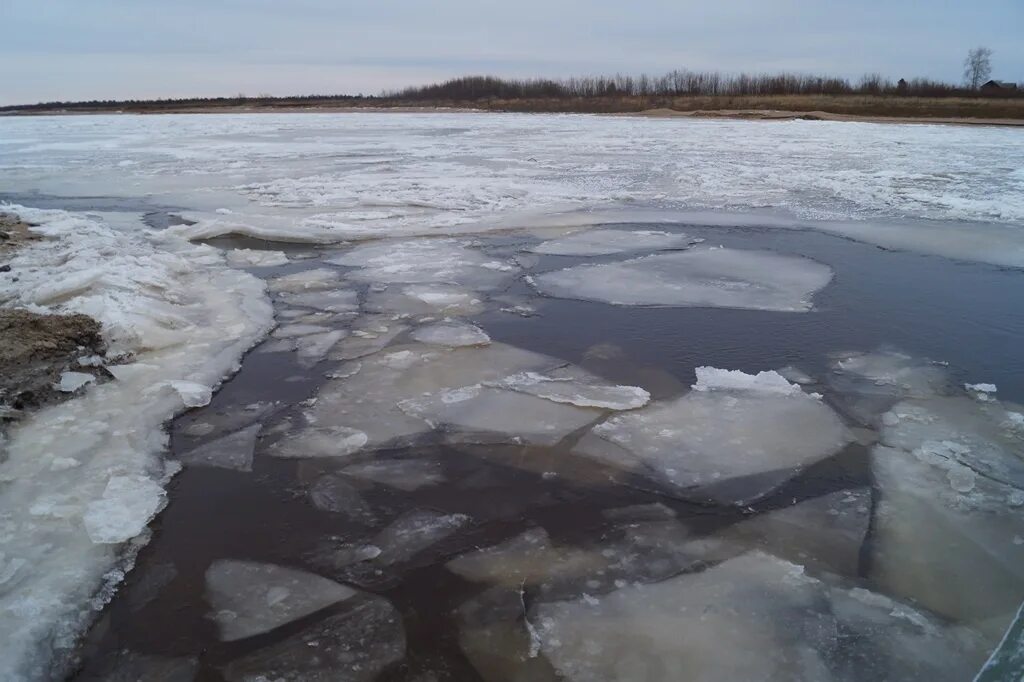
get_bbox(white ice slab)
[531,228,697,256]
[488,370,649,410]
[225,249,289,268]
[411,321,491,347]
[179,424,261,472]
[372,510,471,565]
[205,560,356,641]
[533,248,832,311]
[328,239,515,289]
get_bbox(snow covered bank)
[0,205,273,680]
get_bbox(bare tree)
[963,47,993,89]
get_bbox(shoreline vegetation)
[3,72,1024,125]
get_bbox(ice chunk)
[447,528,606,588]
[329,239,515,290]
[489,371,649,410]
[975,601,1024,682]
[693,366,804,395]
[398,384,602,447]
[329,315,409,360]
[272,323,334,339]
[205,560,356,641]
[532,248,832,311]
[83,475,167,544]
[270,425,369,459]
[225,248,289,268]
[179,424,261,472]
[308,474,374,521]
[411,321,491,347]
[776,365,815,385]
[372,510,471,565]
[222,594,405,682]
[365,284,484,317]
[576,368,851,504]
[165,381,213,408]
[870,398,1024,637]
[533,551,985,682]
[723,488,871,575]
[268,268,341,293]
[278,288,359,313]
[531,228,697,256]
[341,459,445,491]
[54,371,96,393]
[176,401,279,441]
[966,383,997,394]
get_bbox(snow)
[205,560,356,641]
[0,206,273,680]
[531,228,698,256]
[533,248,833,311]
[411,321,491,347]
[575,367,851,504]
[225,248,289,267]
[178,423,261,472]
[532,551,985,682]
[55,371,96,393]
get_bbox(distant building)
[897,78,908,93]
[980,80,1019,93]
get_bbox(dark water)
[68,220,1024,681]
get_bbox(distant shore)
[4,94,1024,127]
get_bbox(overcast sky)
[3,0,1022,105]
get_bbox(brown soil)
[0,212,44,258]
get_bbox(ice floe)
[225,248,289,268]
[411,321,491,347]
[533,248,833,311]
[575,367,851,504]
[488,370,649,410]
[531,228,697,256]
[371,509,471,565]
[341,459,445,491]
[205,560,356,641]
[308,474,374,521]
[54,371,96,393]
[178,423,261,472]
[328,239,515,289]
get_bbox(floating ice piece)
[576,368,851,504]
[372,510,471,565]
[532,248,832,311]
[329,239,515,289]
[278,288,359,313]
[54,371,95,393]
[366,284,485,317]
[966,382,998,397]
[411,321,491,347]
[308,474,374,521]
[83,475,167,544]
[222,594,405,682]
[268,268,341,293]
[870,394,1024,638]
[531,228,697,256]
[329,315,409,360]
[341,459,445,491]
[777,365,815,385]
[489,371,649,410]
[270,425,369,459]
[533,551,985,682]
[723,487,871,575]
[178,424,260,472]
[205,560,356,641]
[225,249,289,268]
[165,381,213,408]
[693,366,804,395]
[177,401,278,441]
[398,384,601,447]
[447,528,605,588]
[272,323,333,339]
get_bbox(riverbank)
[4,94,1024,127]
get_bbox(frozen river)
[1,112,1023,680]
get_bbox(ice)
[222,594,405,682]
[178,423,261,472]
[398,384,603,447]
[365,284,485,317]
[411,321,491,347]
[269,268,342,293]
[82,475,167,544]
[54,371,95,393]
[372,510,471,565]
[341,459,445,491]
[723,488,871,575]
[975,602,1024,682]
[205,560,356,641]
[966,383,998,394]
[870,395,1024,637]
[533,248,833,311]
[278,288,359,313]
[531,228,698,256]
[328,239,515,289]
[308,474,374,521]
[87,651,198,682]
[264,329,347,366]
[777,365,816,385]
[329,315,409,360]
[576,367,851,504]
[176,401,279,441]
[532,551,985,682]
[225,248,289,267]
[0,206,272,680]
[489,371,650,410]
[827,349,952,425]
[448,528,605,588]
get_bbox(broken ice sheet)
[487,370,649,410]
[575,368,851,505]
[411,320,491,347]
[530,228,698,256]
[308,474,375,521]
[83,475,167,544]
[54,371,96,393]
[364,284,485,317]
[225,248,289,268]
[205,560,356,641]
[371,509,471,565]
[340,458,445,491]
[827,349,950,424]
[178,423,260,472]
[327,238,516,289]
[532,551,986,682]
[222,594,405,682]
[532,247,832,311]
[268,268,342,293]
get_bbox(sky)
[2,0,1022,105]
